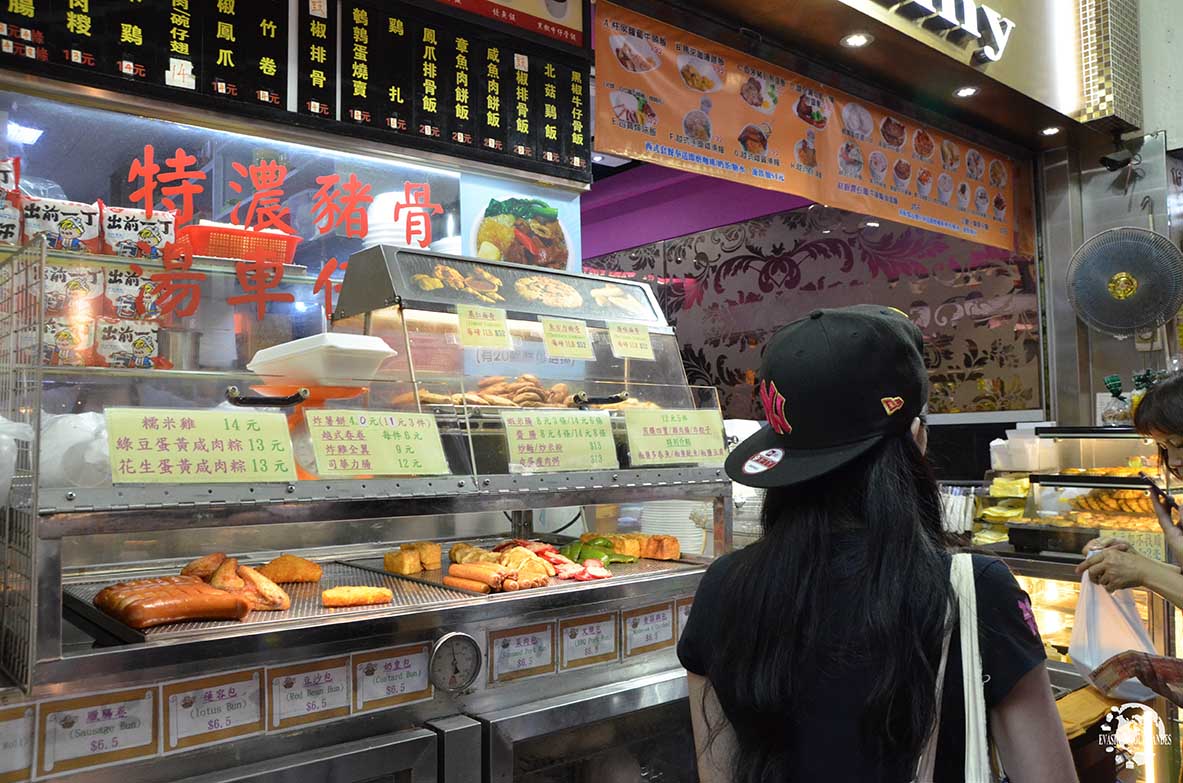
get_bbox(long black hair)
[1135,373,1183,480]
[705,428,952,781]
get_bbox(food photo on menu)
[841,102,874,140]
[677,54,722,93]
[795,130,818,170]
[460,174,583,273]
[739,73,779,114]
[794,88,832,130]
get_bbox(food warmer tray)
[345,547,708,596]
[63,561,478,645]
[1006,522,1096,556]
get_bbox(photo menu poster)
[594,1,1018,251]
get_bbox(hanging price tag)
[162,670,263,754]
[267,657,352,730]
[623,603,675,657]
[501,410,618,473]
[458,305,512,349]
[676,598,694,640]
[489,623,556,683]
[541,317,595,360]
[37,688,158,777]
[105,408,297,484]
[0,705,33,783]
[353,644,433,712]
[560,613,619,670]
[625,409,726,467]
[607,322,655,361]
[306,410,450,477]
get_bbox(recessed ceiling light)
[821,229,832,234]
[1041,126,1062,137]
[592,154,604,162]
[840,32,873,48]
[865,221,880,228]
[954,86,979,98]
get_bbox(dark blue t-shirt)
[677,549,1046,782]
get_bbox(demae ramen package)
[22,196,101,253]
[104,265,164,321]
[95,317,160,369]
[44,264,104,318]
[101,205,175,259]
[42,317,95,367]
[0,157,21,246]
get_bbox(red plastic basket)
[176,225,301,264]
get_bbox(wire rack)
[0,236,44,692]
[63,561,476,643]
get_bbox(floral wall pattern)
[585,205,1043,420]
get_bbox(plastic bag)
[1069,573,1157,701]
[39,412,110,488]
[0,416,32,504]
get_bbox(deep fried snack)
[322,586,394,607]
[257,554,323,584]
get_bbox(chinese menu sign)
[607,322,655,361]
[500,410,618,473]
[0,0,590,183]
[0,705,33,783]
[541,316,594,359]
[37,688,157,777]
[304,410,450,477]
[267,657,352,730]
[105,408,297,484]
[353,644,433,712]
[458,304,512,349]
[594,2,1018,251]
[624,409,726,467]
[430,0,584,48]
[162,670,264,754]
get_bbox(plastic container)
[247,333,397,385]
[177,224,302,264]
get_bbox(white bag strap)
[913,553,993,783]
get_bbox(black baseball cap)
[726,304,928,488]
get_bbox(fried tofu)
[401,541,442,570]
[257,554,323,584]
[607,535,642,559]
[322,586,393,608]
[642,535,681,561]
[384,549,422,576]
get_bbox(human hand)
[1082,537,1131,555]
[1075,547,1155,592]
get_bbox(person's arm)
[687,673,737,783]
[1138,559,1183,606]
[991,663,1079,783]
[1149,485,1183,565]
[1075,546,1183,602]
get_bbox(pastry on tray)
[257,554,323,583]
[322,586,393,608]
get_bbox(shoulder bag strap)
[951,552,993,780]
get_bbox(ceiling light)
[840,32,873,48]
[954,86,979,98]
[6,121,42,145]
[821,229,832,234]
[865,221,880,228]
[592,154,604,162]
[1041,126,1062,136]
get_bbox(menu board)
[595,2,1018,251]
[0,1,590,184]
[36,688,158,777]
[0,705,33,783]
[428,0,584,48]
[162,669,264,753]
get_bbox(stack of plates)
[639,500,709,556]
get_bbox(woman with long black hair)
[678,305,1075,782]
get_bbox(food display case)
[0,237,729,783]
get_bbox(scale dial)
[430,632,482,693]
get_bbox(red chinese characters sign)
[120,145,445,320]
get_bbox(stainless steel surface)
[427,716,483,783]
[0,70,587,193]
[479,669,689,783]
[509,509,533,540]
[158,329,202,371]
[63,562,477,643]
[168,729,438,783]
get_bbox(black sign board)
[0,0,591,183]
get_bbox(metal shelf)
[1029,474,1159,490]
[36,467,730,538]
[1034,426,1147,439]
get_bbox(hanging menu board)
[0,0,590,184]
[594,1,1018,251]
[427,0,585,48]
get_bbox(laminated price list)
[501,410,619,473]
[305,410,450,477]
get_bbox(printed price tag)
[676,598,694,640]
[165,58,196,90]
[37,688,157,777]
[1100,528,1167,561]
[306,410,450,477]
[105,408,297,484]
[625,409,726,467]
[501,410,618,473]
[541,317,595,360]
[353,644,433,712]
[267,657,351,731]
[0,705,33,783]
[623,603,675,657]
[560,613,619,670]
[309,0,328,18]
[458,305,512,349]
[489,623,556,683]
[162,670,263,753]
[607,322,655,361]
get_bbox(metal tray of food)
[345,540,707,595]
[63,561,479,644]
[1007,522,1097,555]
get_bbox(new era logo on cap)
[881,396,905,415]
